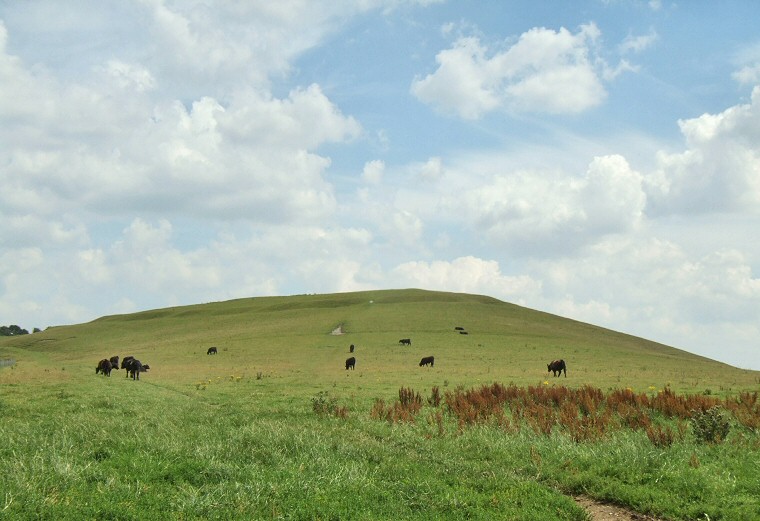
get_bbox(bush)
[691,406,731,444]
[312,391,344,417]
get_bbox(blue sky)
[1,1,759,369]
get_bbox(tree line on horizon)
[0,324,41,336]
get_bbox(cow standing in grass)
[548,359,567,377]
[123,357,148,380]
[96,359,113,376]
[109,356,120,369]
[207,347,218,355]
[419,356,434,367]
[399,338,411,346]
[122,356,135,377]
[345,356,356,370]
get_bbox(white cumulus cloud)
[645,86,760,215]
[411,23,613,118]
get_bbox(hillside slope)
[2,289,757,395]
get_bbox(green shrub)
[691,405,731,443]
[311,391,349,419]
[311,391,338,416]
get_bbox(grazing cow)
[419,356,434,367]
[399,338,411,346]
[459,331,469,335]
[122,356,135,377]
[95,359,113,376]
[454,326,464,331]
[349,344,355,353]
[123,357,148,380]
[207,347,218,355]
[548,359,567,377]
[345,356,356,370]
[109,355,120,370]
[121,357,150,380]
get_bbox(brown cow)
[548,359,567,377]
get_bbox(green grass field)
[2,289,759,520]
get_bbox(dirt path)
[574,496,666,521]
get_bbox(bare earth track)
[575,496,665,521]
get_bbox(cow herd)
[95,335,568,381]
[344,337,436,372]
[342,332,568,378]
[95,355,150,380]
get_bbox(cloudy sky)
[1,1,759,369]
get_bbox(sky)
[1,1,759,370]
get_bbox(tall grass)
[2,376,759,519]
[1,380,592,520]
[365,382,760,520]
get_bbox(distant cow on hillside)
[345,356,356,370]
[349,344,355,353]
[419,356,434,367]
[548,359,567,377]
[207,347,218,355]
[454,327,464,331]
[399,338,411,346]
[96,359,113,376]
[109,355,120,370]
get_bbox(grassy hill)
[2,288,756,396]
[2,289,759,520]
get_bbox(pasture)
[1,289,759,520]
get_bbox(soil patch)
[574,496,665,521]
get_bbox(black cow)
[122,356,135,377]
[454,326,464,331]
[349,344,355,353]
[548,359,567,377]
[207,347,218,355]
[345,356,356,370]
[419,356,434,367]
[95,359,113,376]
[109,355,120,370]
[399,338,411,346]
[459,331,469,335]
[123,357,148,380]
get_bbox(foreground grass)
[1,379,588,520]
[2,375,759,520]
[2,290,760,519]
